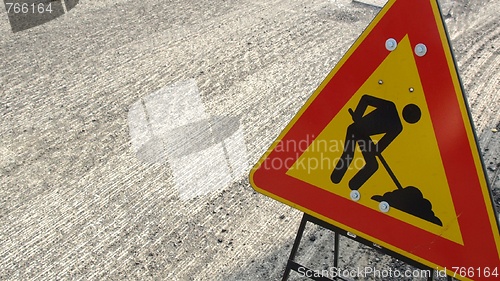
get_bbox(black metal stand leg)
[281,213,444,281]
[334,232,340,268]
[282,214,309,281]
[447,276,453,281]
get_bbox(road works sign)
[249,0,500,279]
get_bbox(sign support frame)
[282,213,456,281]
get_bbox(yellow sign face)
[287,36,462,244]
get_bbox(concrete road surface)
[1,0,499,280]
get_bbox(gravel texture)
[0,0,498,280]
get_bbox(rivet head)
[415,43,427,57]
[385,38,397,51]
[378,80,383,85]
[350,190,361,202]
[409,87,414,92]
[379,201,390,213]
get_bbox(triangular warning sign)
[249,0,500,279]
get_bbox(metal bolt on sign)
[350,190,361,201]
[415,43,428,57]
[385,38,398,51]
[379,201,390,213]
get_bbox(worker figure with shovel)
[331,94,421,190]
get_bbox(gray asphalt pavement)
[1,0,499,280]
